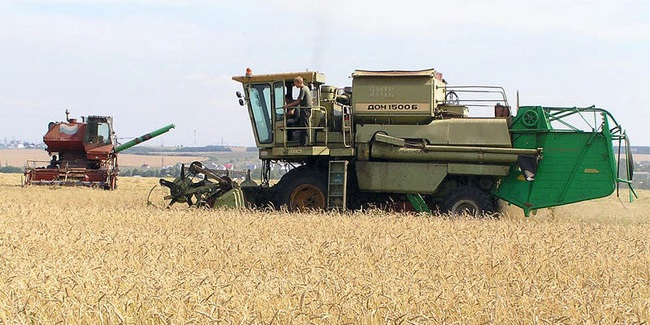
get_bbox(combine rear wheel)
[442,186,496,217]
[274,167,327,211]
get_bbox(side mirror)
[236,91,243,98]
[238,98,245,106]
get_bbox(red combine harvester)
[24,110,174,190]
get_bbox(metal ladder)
[327,161,348,210]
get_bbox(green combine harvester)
[158,68,635,216]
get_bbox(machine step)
[327,160,348,210]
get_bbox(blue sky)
[1,0,649,146]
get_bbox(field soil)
[634,154,650,162]
[0,173,648,323]
[0,149,207,168]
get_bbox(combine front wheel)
[274,167,327,211]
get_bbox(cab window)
[248,84,273,144]
[274,81,285,121]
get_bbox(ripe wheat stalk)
[0,173,648,324]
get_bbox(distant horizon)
[0,137,255,148]
[0,141,257,149]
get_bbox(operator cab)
[233,70,334,149]
[84,116,115,147]
[83,115,117,161]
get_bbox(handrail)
[277,103,353,149]
[440,85,510,109]
[277,105,328,148]
[341,107,353,148]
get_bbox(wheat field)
[0,149,208,168]
[0,173,648,324]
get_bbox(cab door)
[246,80,295,147]
[272,81,290,144]
[246,83,274,147]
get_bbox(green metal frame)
[497,106,636,216]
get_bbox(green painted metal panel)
[356,161,447,193]
[213,188,246,208]
[355,120,512,148]
[496,106,618,215]
[447,163,510,176]
[351,69,445,124]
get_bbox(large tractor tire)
[274,166,327,211]
[442,186,496,217]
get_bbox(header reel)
[155,161,245,208]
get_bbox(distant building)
[0,140,44,149]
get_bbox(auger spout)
[115,124,175,153]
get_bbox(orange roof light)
[245,67,252,77]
